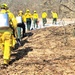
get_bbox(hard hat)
[26,9,29,12]
[34,11,36,13]
[3,3,8,7]
[1,3,8,9]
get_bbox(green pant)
[53,18,57,25]
[42,18,47,26]
[17,27,21,39]
[33,19,38,28]
[26,18,31,31]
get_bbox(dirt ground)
[0,23,75,75]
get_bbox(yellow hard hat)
[34,11,36,13]
[3,3,7,7]
[1,3,8,9]
[26,9,29,12]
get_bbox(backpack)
[16,16,22,24]
[0,13,9,28]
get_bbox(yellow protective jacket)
[24,12,32,22]
[42,12,47,18]
[0,9,17,45]
[24,12,32,19]
[0,9,7,13]
[51,12,58,18]
[33,13,38,19]
[7,10,17,29]
[22,15,26,22]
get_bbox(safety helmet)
[18,10,23,15]
[1,3,8,9]
[26,9,29,12]
[3,3,7,7]
[34,10,36,13]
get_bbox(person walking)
[33,10,38,29]
[42,11,47,26]
[16,10,25,39]
[24,9,32,31]
[51,11,58,25]
[0,3,17,68]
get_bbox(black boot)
[0,64,8,69]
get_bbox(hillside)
[0,0,75,18]
[0,24,75,74]
[0,0,75,75]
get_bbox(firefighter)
[0,3,17,68]
[16,10,25,40]
[7,10,17,37]
[51,11,58,25]
[24,9,32,31]
[42,11,47,26]
[33,10,38,29]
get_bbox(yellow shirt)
[0,9,7,13]
[42,12,47,18]
[22,15,26,22]
[24,12,32,18]
[33,13,38,19]
[8,13,17,28]
[51,12,58,18]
